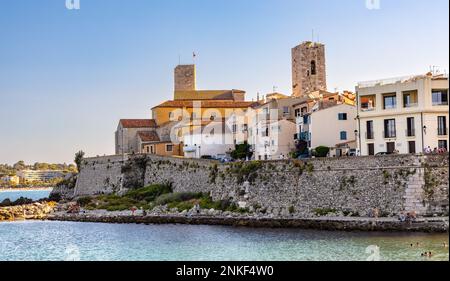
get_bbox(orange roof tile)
[152,100,257,109]
[137,131,160,142]
[120,119,156,128]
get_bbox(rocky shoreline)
[0,202,57,221]
[46,209,450,233]
[2,202,448,232]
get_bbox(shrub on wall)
[314,146,330,158]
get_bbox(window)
[338,113,348,120]
[340,131,347,140]
[386,142,396,153]
[438,116,447,135]
[383,93,397,109]
[262,127,269,137]
[294,108,301,117]
[283,106,290,115]
[232,124,237,133]
[360,95,376,111]
[301,107,308,115]
[406,117,415,137]
[438,140,448,150]
[169,111,174,120]
[166,144,173,152]
[311,60,317,75]
[408,141,416,154]
[367,143,375,156]
[366,121,374,139]
[403,90,418,108]
[384,119,396,138]
[242,124,248,132]
[432,90,448,106]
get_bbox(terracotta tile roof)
[137,131,160,142]
[120,119,156,128]
[152,100,257,109]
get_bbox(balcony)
[365,131,374,140]
[299,132,311,141]
[183,146,197,153]
[360,106,375,112]
[383,131,397,139]
[405,129,415,137]
[433,101,449,106]
[438,128,448,136]
[403,103,418,108]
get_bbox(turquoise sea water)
[0,221,448,261]
[0,189,52,202]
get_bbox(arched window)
[311,60,317,75]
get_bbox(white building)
[293,91,357,156]
[0,175,20,185]
[16,170,65,183]
[356,73,449,155]
[248,94,302,160]
[182,120,235,159]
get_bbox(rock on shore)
[0,202,57,221]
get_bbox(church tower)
[174,64,196,91]
[291,41,327,97]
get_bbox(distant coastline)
[0,187,54,192]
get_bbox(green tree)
[13,161,27,171]
[74,150,85,172]
[230,142,252,160]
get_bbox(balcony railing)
[438,128,449,136]
[383,131,397,139]
[405,129,415,137]
[299,132,311,141]
[360,107,375,112]
[404,103,418,108]
[433,101,449,106]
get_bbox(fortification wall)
[57,154,449,218]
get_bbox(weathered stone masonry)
[54,154,449,217]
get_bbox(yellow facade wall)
[152,107,248,126]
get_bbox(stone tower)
[291,41,327,97]
[174,64,196,91]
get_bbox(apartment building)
[16,170,65,183]
[248,93,303,160]
[293,91,357,156]
[356,73,449,155]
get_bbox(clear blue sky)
[0,0,448,164]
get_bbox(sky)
[0,0,448,165]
